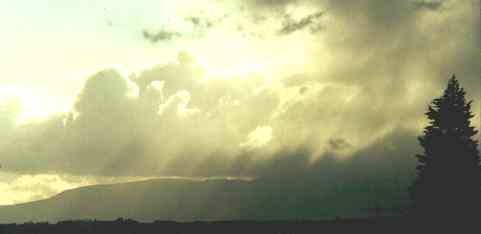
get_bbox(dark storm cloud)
[278,11,324,35]
[0,128,418,221]
[312,0,478,113]
[177,127,417,219]
[142,29,182,43]
[236,0,480,153]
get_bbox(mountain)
[0,176,409,223]
[0,178,255,223]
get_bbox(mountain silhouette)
[0,175,410,223]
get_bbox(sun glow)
[197,56,269,79]
[0,85,71,123]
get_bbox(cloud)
[142,29,182,43]
[240,126,273,149]
[0,173,98,205]
[0,0,478,184]
[278,11,324,35]
[328,138,352,151]
[74,69,132,115]
[142,12,229,43]
[130,52,203,98]
[411,0,445,11]
[186,16,216,29]
[0,173,154,205]
[0,96,20,136]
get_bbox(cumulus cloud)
[130,52,203,98]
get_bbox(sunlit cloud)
[0,86,71,123]
[240,126,273,149]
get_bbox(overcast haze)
[0,0,479,206]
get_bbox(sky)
[0,0,479,206]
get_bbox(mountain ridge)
[0,175,409,223]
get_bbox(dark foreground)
[0,217,473,234]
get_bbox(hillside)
[0,176,409,223]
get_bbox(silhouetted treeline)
[0,218,437,234]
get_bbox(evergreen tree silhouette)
[410,75,481,221]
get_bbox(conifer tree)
[411,75,481,220]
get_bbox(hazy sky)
[0,0,479,205]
